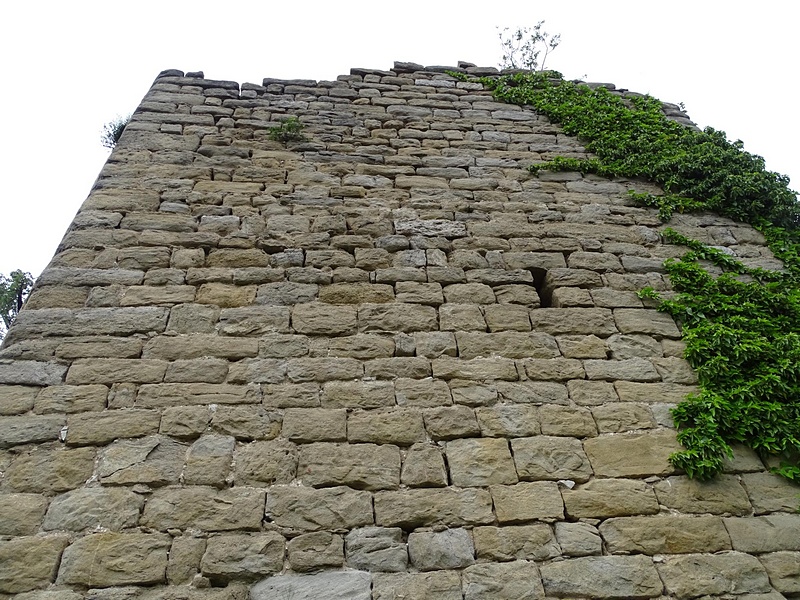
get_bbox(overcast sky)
[1,1,797,278]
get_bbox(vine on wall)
[458,70,800,482]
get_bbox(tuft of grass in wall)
[454,70,800,482]
[268,116,306,146]
[101,114,131,150]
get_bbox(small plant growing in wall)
[101,114,131,149]
[498,21,561,72]
[269,116,306,146]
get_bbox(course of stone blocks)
[0,62,798,599]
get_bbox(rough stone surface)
[0,535,69,593]
[657,551,772,598]
[408,528,475,571]
[540,555,663,599]
[252,571,371,600]
[200,533,284,583]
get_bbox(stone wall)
[0,62,798,599]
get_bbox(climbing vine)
[456,70,800,482]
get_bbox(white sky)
[1,0,797,278]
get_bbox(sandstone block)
[614,381,698,403]
[156,406,207,438]
[142,487,265,531]
[432,357,518,381]
[724,514,800,552]
[529,308,617,336]
[348,408,426,446]
[287,531,343,571]
[0,535,69,593]
[395,378,452,407]
[65,409,160,445]
[449,380,498,407]
[539,404,597,437]
[323,334,395,359]
[164,357,229,383]
[456,331,559,360]
[462,561,546,600]
[396,282,444,305]
[473,524,561,561]
[606,333,662,359]
[10,307,169,338]
[423,405,480,440]
[0,385,37,415]
[443,282,496,304]
[372,571,462,600]
[652,356,698,383]
[614,308,681,337]
[741,471,800,513]
[600,515,731,554]
[298,442,401,490]
[413,331,456,357]
[345,527,408,572]
[567,380,618,406]
[184,434,235,487]
[476,404,540,437]
[143,334,259,360]
[252,571,371,600]
[201,533,284,583]
[657,551,772,599]
[401,442,448,487]
[261,383,319,408]
[438,303,486,331]
[654,474,752,515]
[562,478,659,518]
[408,528,474,571]
[119,285,196,306]
[358,304,437,333]
[0,360,67,386]
[592,403,656,432]
[491,481,564,522]
[216,306,291,335]
[99,435,185,486]
[66,358,167,384]
[3,446,95,493]
[374,488,494,528]
[494,284,541,307]
[197,283,256,307]
[446,437,518,486]
[568,251,623,272]
[483,304,533,332]
[555,521,602,557]
[235,440,297,486]
[541,555,663,599]
[267,485,373,531]
[286,357,363,382]
[321,380,395,409]
[512,436,593,482]
[0,414,64,448]
[282,408,346,442]
[0,493,48,535]
[166,535,206,585]
[226,359,286,384]
[583,430,681,477]
[291,302,357,336]
[58,532,171,587]
[583,357,660,381]
[497,380,569,405]
[43,487,144,532]
[167,303,221,333]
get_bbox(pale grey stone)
[252,570,371,600]
[408,528,474,571]
[346,527,408,572]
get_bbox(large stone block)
[446,438,518,486]
[57,532,171,587]
[491,481,564,522]
[408,528,474,571]
[372,571,463,600]
[65,409,160,446]
[529,308,617,336]
[321,380,395,409]
[0,493,49,535]
[200,533,285,583]
[298,442,401,490]
[348,408,426,446]
[583,430,681,477]
[512,436,593,482]
[235,439,297,486]
[657,551,772,599]
[0,360,68,386]
[291,302,357,336]
[267,485,373,531]
[0,535,69,593]
[724,514,800,552]
[562,478,659,518]
[287,531,343,571]
[142,487,265,531]
[475,403,540,437]
[358,304,438,333]
[541,555,663,599]
[654,474,752,515]
[3,446,95,493]
[473,524,561,561]
[98,435,185,486]
[758,551,800,595]
[462,561,546,600]
[0,414,64,448]
[600,515,731,554]
[345,527,408,572]
[43,487,144,531]
[374,488,494,529]
[136,383,261,407]
[252,571,372,600]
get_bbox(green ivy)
[459,70,800,482]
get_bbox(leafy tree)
[101,114,131,150]
[0,270,33,340]
[498,21,561,72]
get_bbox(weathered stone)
[319,282,394,304]
[267,485,372,531]
[261,383,319,408]
[443,282,496,304]
[438,303,486,331]
[423,405,480,440]
[584,357,660,381]
[0,385,37,415]
[216,306,290,335]
[413,331,455,357]
[210,405,281,440]
[512,436,593,482]
[99,435,185,486]
[346,527,408,572]
[539,404,597,437]
[0,414,64,448]
[321,380,394,409]
[10,307,169,337]
[556,334,607,358]
[614,308,681,337]
[66,358,167,384]
[567,379,618,406]
[298,442,400,490]
[0,493,48,535]
[555,521,602,557]
[614,381,698,403]
[164,357,229,383]
[408,528,474,571]
[742,471,800,513]
[291,302,357,336]
[287,357,363,381]
[167,535,206,585]
[159,405,210,438]
[601,515,732,554]
[0,535,69,593]
[58,533,171,587]
[372,571,463,600]
[657,552,772,599]
[401,442,448,487]
[65,409,160,445]
[43,487,144,531]
[252,571,372,600]
[432,357,518,381]
[584,430,681,477]
[606,333,662,359]
[136,383,260,407]
[287,531,343,571]
[446,437,518,486]
[184,434,235,487]
[592,402,656,432]
[724,514,800,552]
[397,282,444,306]
[473,524,560,561]
[491,481,564,522]
[562,478,659,518]
[462,561,546,600]
[374,488,494,528]
[496,380,569,405]
[529,308,617,336]
[475,403,540,437]
[197,283,256,307]
[200,533,284,583]
[654,474,752,515]
[3,446,95,493]
[142,487,265,531]
[235,439,297,486]
[282,407,346,442]
[758,551,800,595]
[456,331,559,360]
[0,360,67,386]
[143,334,259,360]
[347,408,426,445]
[541,555,663,599]
[359,303,437,333]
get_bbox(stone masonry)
[0,61,798,599]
